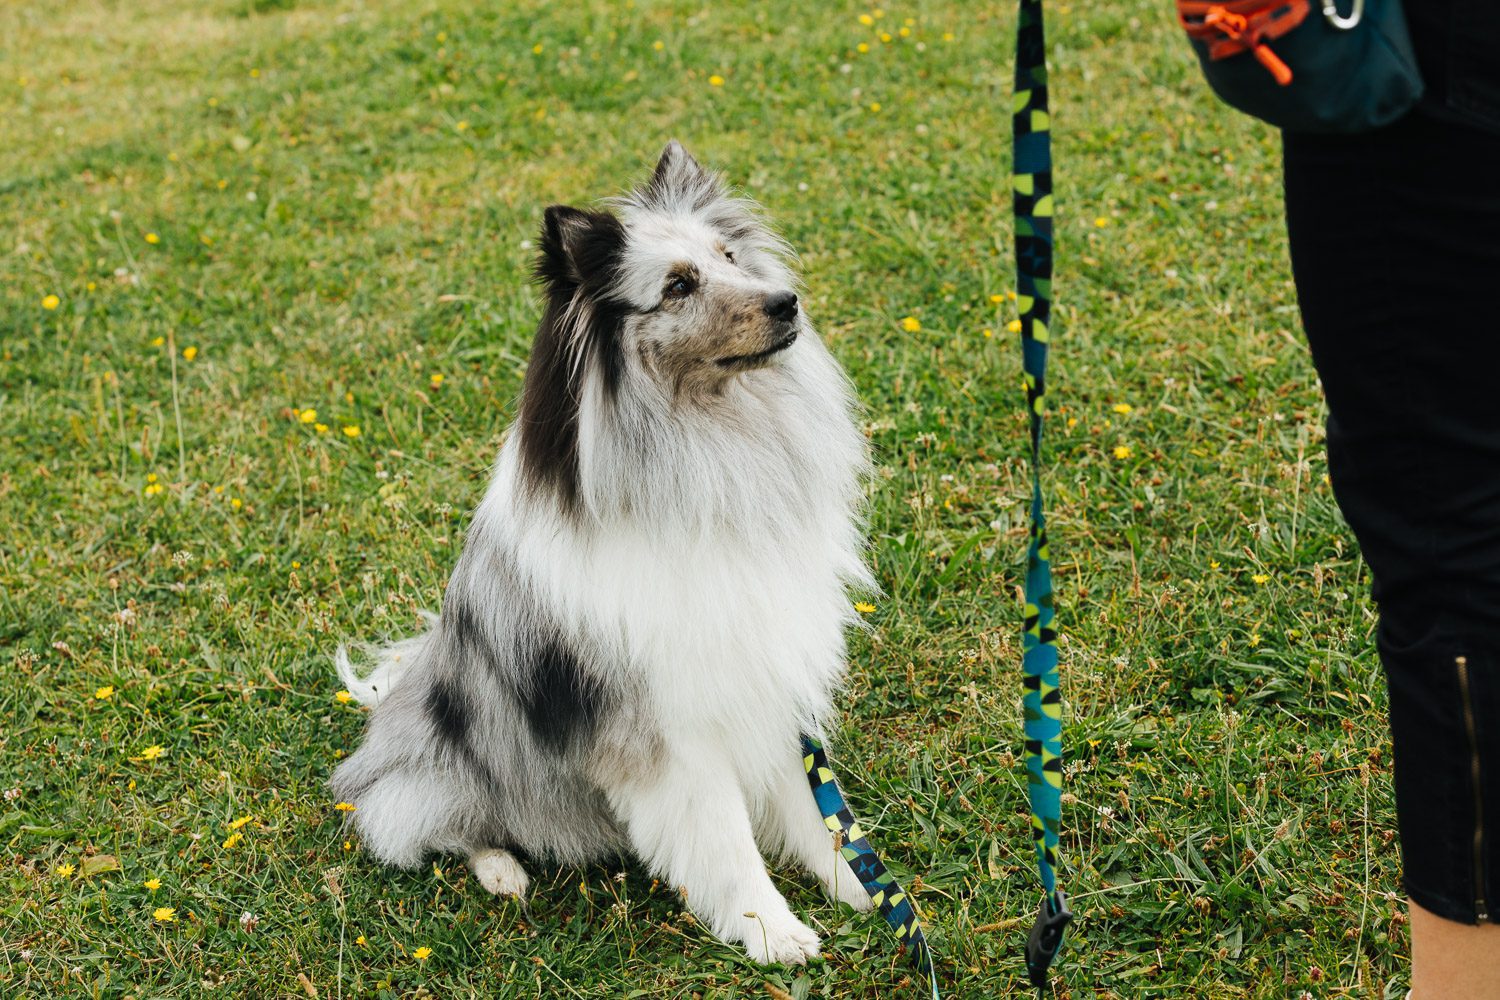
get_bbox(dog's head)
[520,142,806,507]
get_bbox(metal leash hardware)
[800,734,940,999]
[1012,0,1072,995]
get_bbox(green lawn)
[2,1,1404,997]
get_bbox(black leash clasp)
[1024,890,1072,993]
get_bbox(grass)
[1,0,1406,997]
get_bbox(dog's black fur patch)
[518,637,602,753]
[426,676,470,747]
[520,206,627,509]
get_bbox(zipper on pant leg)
[1455,656,1491,922]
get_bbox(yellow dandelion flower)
[314,423,329,433]
[55,863,76,878]
[143,483,163,496]
[230,497,243,510]
[899,26,911,37]
[95,685,115,700]
[299,408,318,424]
[873,8,885,18]
[857,42,870,53]
[182,346,198,361]
[869,101,881,112]
[1066,416,1078,428]
[335,690,354,704]
[1094,216,1110,228]
[900,316,921,332]
[429,373,445,387]
[879,31,893,42]
[147,473,158,483]
[139,744,165,760]
[151,336,164,347]
[1112,403,1133,415]
[153,906,176,923]
[853,602,876,614]
[250,67,260,78]
[455,120,469,132]
[989,293,1005,304]
[858,13,874,25]
[1248,633,1262,647]
[943,31,956,41]
[87,281,96,291]
[532,43,544,54]
[342,425,361,438]
[1112,445,1132,460]
[1210,560,1221,569]
[1251,573,1270,584]
[144,878,161,891]
[653,40,664,51]
[228,815,253,831]
[708,74,725,87]
[145,232,160,245]
[42,294,61,310]
[414,946,433,961]
[1007,319,1023,333]
[983,327,994,338]
[334,802,357,812]
[355,934,367,946]
[222,831,243,849]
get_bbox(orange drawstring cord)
[1203,5,1294,85]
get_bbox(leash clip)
[1024,890,1073,993]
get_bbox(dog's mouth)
[716,329,798,369]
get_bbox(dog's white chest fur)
[491,438,862,771]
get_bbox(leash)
[1012,0,1073,994]
[801,735,940,998]
[794,4,1069,995]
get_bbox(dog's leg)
[604,746,822,965]
[760,748,873,912]
[469,847,529,898]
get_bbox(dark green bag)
[1177,0,1424,133]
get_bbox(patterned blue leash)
[1012,0,1072,994]
[797,3,1068,996]
[801,735,940,998]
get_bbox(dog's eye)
[723,249,735,264]
[664,275,695,300]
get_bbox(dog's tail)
[335,611,439,706]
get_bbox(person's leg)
[1283,110,1500,996]
[1410,901,1500,999]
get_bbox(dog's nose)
[763,290,798,323]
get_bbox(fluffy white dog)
[332,141,874,964]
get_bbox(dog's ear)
[650,140,708,190]
[536,205,623,296]
[640,140,722,209]
[537,205,592,292]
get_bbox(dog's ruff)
[331,141,875,964]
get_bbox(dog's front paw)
[469,848,529,898]
[738,909,822,966]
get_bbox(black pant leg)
[1283,111,1500,924]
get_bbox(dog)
[331,141,875,965]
